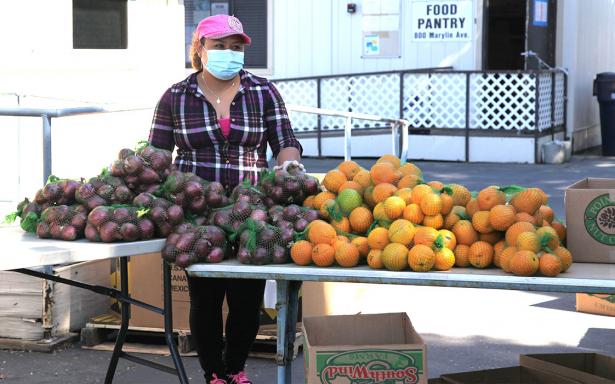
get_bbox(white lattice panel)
[321,74,400,130]
[273,80,318,132]
[403,73,466,128]
[538,73,553,131]
[554,72,565,126]
[470,73,537,130]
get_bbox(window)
[184,0,268,69]
[73,0,127,49]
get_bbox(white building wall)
[559,0,615,152]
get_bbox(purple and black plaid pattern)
[149,70,302,190]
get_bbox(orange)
[468,241,494,269]
[381,243,409,271]
[454,244,471,267]
[398,174,422,189]
[388,219,416,246]
[440,193,454,216]
[420,193,442,216]
[337,188,363,215]
[539,252,562,277]
[489,205,517,231]
[384,196,406,220]
[438,229,457,249]
[516,212,539,226]
[505,221,536,247]
[373,183,398,204]
[367,227,390,250]
[331,217,351,234]
[337,160,361,180]
[302,195,316,209]
[499,246,518,272]
[394,188,413,205]
[335,243,360,267]
[413,226,439,248]
[423,214,444,230]
[349,207,373,234]
[319,199,339,220]
[399,163,422,177]
[376,154,401,169]
[370,162,401,185]
[448,184,472,207]
[351,236,369,259]
[411,184,433,206]
[533,211,544,226]
[479,231,503,245]
[367,249,384,269]
[493,240,506,267]
[472,210,493,234]
[408,244,436,272]
[427,180,445,191]
[338,180,364,195]
[290,241,313,266]
[434,247,456,271]
[466,198,479,217]
[539,205,554,223]
[402,203,424,225]
[352,169,372,189]
[452,220,479,246]
[477,186,506,211]
[516,231,541,253]
[311,243,335,267]
[363,185,376,208]
[536,226,559,251]
[313,191,336,210]
[331,235,350,251]
[307,220,337,245]
[509,250,539,276]
[553,246,572,272]
[443,206,467,230]
[551,221,567,244]
[511,188,543,214]
[322,170,346,193]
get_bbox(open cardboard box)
[303,312,427,384]
[520,353,615,384]
[439,366,581,384]
[565,178,615,264]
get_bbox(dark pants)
[186,274,266,381]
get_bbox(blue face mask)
[205,49,244,80]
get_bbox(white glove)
[273,160,305,173]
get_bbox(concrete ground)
[1,154,615,383]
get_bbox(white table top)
[0,226,165,271]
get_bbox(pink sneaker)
[227,371,253,384]
[209,373,227,384]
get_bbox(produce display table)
[0,227,188,384]
[186,260,615,384]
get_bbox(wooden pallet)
[80,313,303,359]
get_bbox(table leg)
[163,261,189,384]
[105,256,131,384]
[276,280,302,384]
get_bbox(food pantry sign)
[411,0,473,42]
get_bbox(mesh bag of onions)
[161,224,229,268]
[85,205,155,243]
[4,198,47,233]
[132,193,185,237]
[258,166,321,206]
[76,172,135,211]
[232,219,292,265]
[159,171,230,214]
[36,204,89,241]
[230,179,267,207]
[33,175,82,206]
[209,199,269,233]
[268,204,321,232]
[110,142,174,194]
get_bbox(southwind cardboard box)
[520,353,615,384]
[439,366,581,384]
[303,312,427,384]
[576,293,615,317]
[565,178,615,263]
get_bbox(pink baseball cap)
[196,15,251,45]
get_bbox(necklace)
[201,73,237,104]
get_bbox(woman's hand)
[273,160,305,173]
[274,147,304,172]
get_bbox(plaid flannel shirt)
[149,70,302,189]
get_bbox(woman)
[149,14,303,384]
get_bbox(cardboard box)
[520,353,615,384]
[565,178,615,263]
[303,312,427,384]
[576,293,615,317]
[439,366,581,384]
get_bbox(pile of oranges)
[289,155,571,277]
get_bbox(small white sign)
[363,34,381,55]
[211,2,229,16]
[411,0,473,42]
